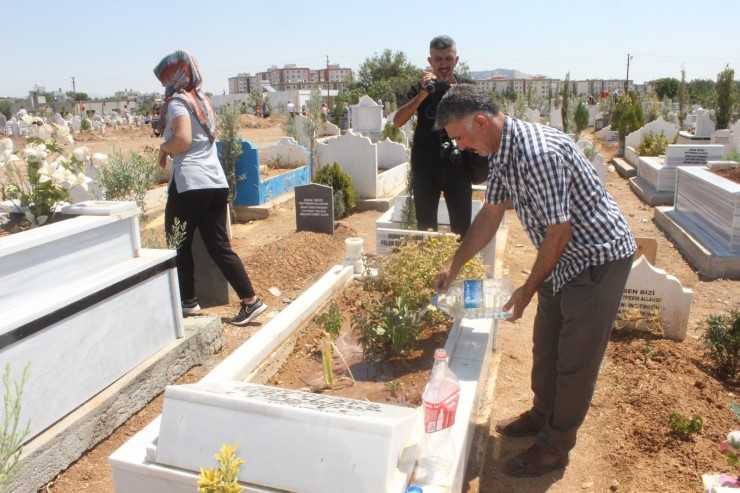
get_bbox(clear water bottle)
[415,348,460,485]
[434,278,514,319]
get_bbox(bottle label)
[423,387,460,432]
[463,279,482,309]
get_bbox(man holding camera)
[393,35,481,237]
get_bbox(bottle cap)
[407,486,424,493]
[434,348,447,360]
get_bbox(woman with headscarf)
[154,49,266,326]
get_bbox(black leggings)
[165,182,254,301]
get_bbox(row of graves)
[609,110,740,280]
[0,111,151,138]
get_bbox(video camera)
[424,79,451,95]
[439,130,462,165]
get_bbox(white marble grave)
[351,95,384,142]
[733,121,740,153]
[0,201,182,442]
[549,105,563,130]
[711,129,733,156]
[674,165,740,254]
[109,238,500,493]
[694,109,716,138]
[636,144,724,194]
[524,108,540,124]
[155,381,417,493]
[617,256,692,341]
[263,137,309,168]
[624,117,679,168]
[316,130,409,199]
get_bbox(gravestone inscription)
[295,183,334,234]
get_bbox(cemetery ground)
[24,124,739,493]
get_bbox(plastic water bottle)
[434,279,514,319]
[415,348,460,485]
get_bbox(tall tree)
[561,72,571,133]
[574,100,589,140]
[356,49,420,108]
[687,79,715,108]
[714,64,736,130]
[652,78,680,100]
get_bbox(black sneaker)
[230,298,267,326]
[182,299,201,316]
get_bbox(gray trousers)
[527,255,633,454]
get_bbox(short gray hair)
[435,84,499,130]
[430,35,455,51]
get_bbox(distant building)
[228,64,352,95]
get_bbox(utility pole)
[625,54,633,93]
[71,76,77,115]
[326,55,330,108]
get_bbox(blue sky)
[2,0,738,98]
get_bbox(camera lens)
[449,149,462,165]
[425,80,436,94]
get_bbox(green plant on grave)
[381,120,404,143]
[353,297,423,359]
[399,165,416,231]
[574,100,589,140]
[637,130,670,157]
[216,104,243,204]
[313,161,356,219]
[353,234,487,359]
[700,309,740,381]
[80,118,91,132]
[0,362,31,490]
[371,234,488,313]
[141,217,187,250]
[582,145,599,162]
[98,147,160,219]
[668,411,703,441]
[731,401,740,421]
[197,442,244,493]
[725,147,740,163]
[314,300,355,389]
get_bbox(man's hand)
[501,285,536,322]
[433,267,455,294]
[419,70,436,91]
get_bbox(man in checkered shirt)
[434,84,636,477]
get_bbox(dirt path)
[36,126,739,493]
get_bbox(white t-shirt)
[165,99,228,192]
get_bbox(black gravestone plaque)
[295,183,334,234]
[594,118,605,131]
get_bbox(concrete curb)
[8,316,223,493]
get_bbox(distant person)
[393,34,483,237]
[286,101,295,117]
[123,105,131,124]
[154,49,267,326]
[16,106,28,119]
[262,103,270,118]
[433,84,636,478]
[600,89,609,100]
[612,88,620,101]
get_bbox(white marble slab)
[674,166,740,254]
[665,144,724,168]
[155,381,417,493]
[262,137,309,168]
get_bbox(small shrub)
[98,147,160,218]
[197,443,244,493]
[1,362,31,490]
[381,121,403,143]
[725,147,740,163]
[701,309,740,380]
[313,162,356,219]
[217,105,242,203]
[353,297,422,359]
[80,118,91,131]
[668,411,703,441]
[637,130,669,156]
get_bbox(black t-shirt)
[406,75,481,172]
